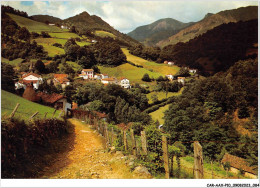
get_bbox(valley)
[1,3,258,182]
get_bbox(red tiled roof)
[37,92,65,104]
[72,102,78,110]
[177,77,185,79]
[22,72,41,79]
[102,78,116,81]
[221,153,257,175]
[54,74,68,79]
[82,69,94,72]
[19,80,38,84]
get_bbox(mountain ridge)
[157,6,258,47]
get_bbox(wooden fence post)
[9,103,20,118]
[162,135,170,179]
[130,129,137,156]
[141,131,148,155]
[194,141,204,179]
[104,123,109,148]
[111,127,114,146]
[29,111,39,121]
[52,109,57,118]
[123,130,128,151]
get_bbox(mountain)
[127,18,194,46]
[159,19,258,75]
[31,15,62,24]
[62,11,140,46]
[157,6,258,47]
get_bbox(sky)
[1,0,258,33]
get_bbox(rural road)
[42,119,150,179]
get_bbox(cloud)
[1,1,258,33]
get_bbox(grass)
[149,104,170,124]
[98,63,162,84]
[180,156,238,179]
[146,91,180,104]
[49,32,82,39]
[1,57,24,67]
[7,13,63,33]
[58,61,82,72]
[37,43,65,57]
[94,30,116,39]
[1,90,61,121]
[122,48,180,75]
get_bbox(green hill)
[128,18,194,46]
[7,13,63,33]
[1,90,61,120]
[158,6,258,47]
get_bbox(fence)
[2,103,65,121]
[72,109,256,179]
[72,109,210,179]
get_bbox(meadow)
[1,90,61,121]
[94,30,116,39]
[7,13,63,33]
[122,48,180,75]
[98,63,162,84]
[1,57,24,67]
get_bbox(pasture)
[122,48,180,75]
[1,90,61,121]
[7,13,63,33]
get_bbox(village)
[13,59,198,117]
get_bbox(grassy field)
[98,63,162,84]
[7,13,63,33]
[94,30,116,39]
[122,48,180,75]
[146,91,182,104]
[58,61,82,72]
[1,57,24,66]
[49,32,82,39]
[1,90,61,121]
[149,104,170,124]
[176,156,240,179]
[38,43,65,57]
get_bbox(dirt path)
[42,119,150,179]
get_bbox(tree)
[1,63,16,92]
[142,73,151,82]
[16,27,30,41]
[34,60,45,73]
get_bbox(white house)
[101,77,117,85]
[94,74,102,80]
[15,72,43,90]
[53,74,70,89]
[61,25,68,29]
[48,23,55,26]
[166,75,174,81]
[120,78,131,89]
[189,69,197,74]
[91,39,97,43]
[168,61,175,66]
[100,74,109,79]
[79,69,94,79]
[177,77,185,84]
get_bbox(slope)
[160,19,258,75]
[31,15,62,24]
[63,11,140,46]
[128,18,194,46]
[157,6,258,47]
[7,13,63,33]
[1,90,61,120]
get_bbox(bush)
[1,118,69,178]
[52,43,63,48]
[142,73,151,82]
